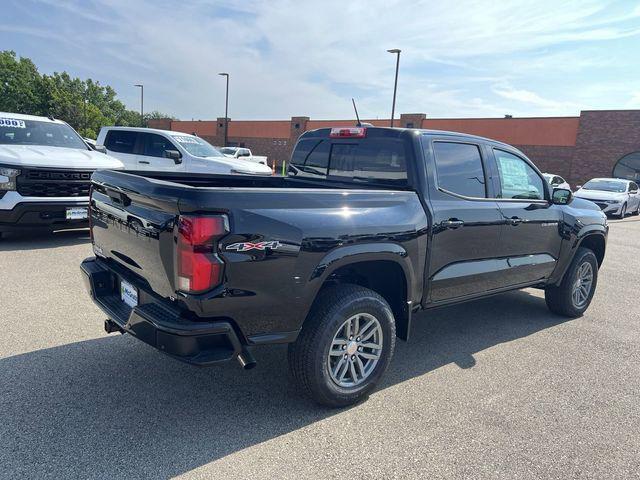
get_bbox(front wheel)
[288,284,396,408]
[616,203,627,219]
[545,247,598,317]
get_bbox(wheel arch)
[307,243,416,341]
[578,232,606,266]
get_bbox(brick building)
[148,110,640,186]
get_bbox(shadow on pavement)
[0,289,572,479]
[0,228,90,251]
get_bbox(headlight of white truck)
[0,167,21,191]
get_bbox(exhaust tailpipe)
[104,318,124,334]
[237,346,257,370]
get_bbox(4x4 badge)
[225,241,281,252]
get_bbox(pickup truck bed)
[81,126,607,407]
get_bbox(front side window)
[171,135,223,158]
[432,141,486,198]
[494,149,545,200]
[142,133,177,158]
[630,182,639,192]
[105,130,137,154]
[0,117,88,150]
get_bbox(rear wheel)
[633,203,640,216]
[545,247,598,317]
[288,284,396,408]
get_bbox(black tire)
[633,203,640,216]
[288,284,396,408]
[545,247,598,317]
[616,203,627,219]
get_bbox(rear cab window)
[289,129,409,187]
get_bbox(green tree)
[0,50,174,138]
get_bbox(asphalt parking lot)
[1,219,639,479]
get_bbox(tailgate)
[89,170,187,298]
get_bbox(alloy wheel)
[572,262,594,308]
[327,313,383,388]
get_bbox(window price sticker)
[0,118,26,128]
[173,136,200,144]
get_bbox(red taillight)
[176,215,228,293]
[329,127,366,138]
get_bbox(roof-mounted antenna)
[352,98,361,127]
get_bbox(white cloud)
[3,0,640,119]
[491,83,585,113]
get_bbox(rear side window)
[141,133,178,158]
[432,142,486,198]
[105,130,137,154]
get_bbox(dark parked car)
[81,126,608,407]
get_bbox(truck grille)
[17,169,93,198]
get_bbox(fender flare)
[552,226,607,285]
[305,242,417,340]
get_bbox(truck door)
[135,132,185,171]
[422,138,505,303]
[103,130,138,169]
[488,148,563,285]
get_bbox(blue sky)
[2,0,640,120]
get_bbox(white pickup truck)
[0,112,123,238]
[219,147,268,166]
[97,127,272,175]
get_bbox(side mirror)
[95,145,107,154]
[575,185,582,190]
[552,188,572,205]
[164,149,182,164]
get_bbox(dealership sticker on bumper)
[120,280,138,308]
[65,207,88,220]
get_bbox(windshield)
[0,117,88,149]
[171,135,224,158]
[220,147,237,155]
[582,180,626,193]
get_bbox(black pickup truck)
[81,126,608,407]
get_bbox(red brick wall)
[150,111,640,182]
[570,110,640,185]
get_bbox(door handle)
[509,216,523,226]
[442,219,464,229]
[138,160,150,164]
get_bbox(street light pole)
[218,73,229,147]
[387,49,401,127]
[134,84,144,127]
